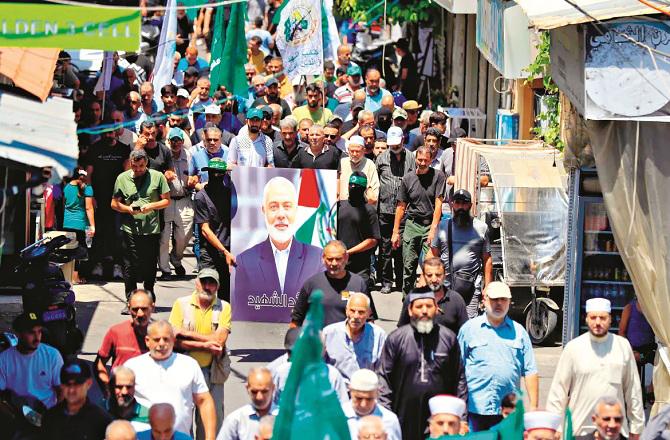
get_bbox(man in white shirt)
[216,368,277,440]
[124,320,216,439]
[227,108,274,168]
[0,312,63,409]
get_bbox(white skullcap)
[585,297,611,314]
[348,135,365,147]
[428,395,466,418]
[524,411,562,432]
[204,104,221,115]
[349,369,379,392]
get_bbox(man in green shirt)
[112,149,170,306]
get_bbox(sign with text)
[275,0,324,80]
[0,3,141,51]
[230,167,337,322]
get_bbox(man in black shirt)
[291,124,341,169]
[337,172,380,287]
[395,38,419,100]
[252,77,292,119]
[409,111,450,152]
[42,358,113,440]
[396,257,467,334]
[392,146,446,295]
[291,240,375,327]
[136,121,176,178]
[273,118,302,168]
[87,128,131,278]
[194,158,235,301]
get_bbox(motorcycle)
[15,232,84,356]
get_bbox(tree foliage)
[334,0,439,24]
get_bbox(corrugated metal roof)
[514,0,657,29]
[0,92,78,178]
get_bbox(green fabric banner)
[0,3,140,51]
[209,2,248,97]
[273,291,351,440]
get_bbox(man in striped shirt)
[375,127,415,295]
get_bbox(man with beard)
[111,149,170,302]
[408,111,450,152]
[259,106,281,144]
[547,298,644,439]
[431,189,492,318]
[195,158,235,301]
[391,146,446,296]
[324,122,346,153]
[96,290,154,390]
[378,287,467,440]
[458,282,538,431]
[363,68,392,113]
[337,172,380,286]
[169,268,231,438]
[375,126,415,295]
[228,108,275,168]
[87,126,131,279]
[575,397,627,440]
[252,77,291,118]
[266,57,293,99]
[322,293,386,380]
[235,177,323,307]
[291,240,373,328]
[338,136,379,205]
[397,257,468,334]
[217,368,278,440]
[135,121,176,178]
[342,369,401,440]
[334,64,363,104]
[191,105,236,147]
[402,100,422,131]
[427,395,469,438]
[106,366,151,432]
[359,126,377,161]
[290,124,341,169]
[292,83,333,125]
[124,320,216,439]
[272,118,301,168]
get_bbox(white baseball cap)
[177,88,189,99]
[485,281,512,299]
[386,126,404,146]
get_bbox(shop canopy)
[0,92,78,179]
[514,0,657,29]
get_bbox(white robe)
[546,332,645,436]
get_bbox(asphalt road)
[70,254,561,416]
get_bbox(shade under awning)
[0,92,78,178]
[514,0,657,29]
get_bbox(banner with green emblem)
[0,3,140,51]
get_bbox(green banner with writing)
[0,3,140,51]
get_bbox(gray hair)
[110,365,135,385]
[346,292,371,309]
[147,320,174,338]
[105,420,136,440]
[279,117,298,130]
[324,240,348,253]
[419,110,433,124]
[263,176,298,207]
[416,146,432,158]
[129,149,148,163]
[358,110,374,123]
[203,126,222,138]
[128,288,153,304]
[594,396,623,414]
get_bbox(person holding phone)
[111,149,170,311]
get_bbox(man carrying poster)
[234,176,324,318]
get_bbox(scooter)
[15,233,84,356]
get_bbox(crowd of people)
[3,1,662,440]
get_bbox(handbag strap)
[447,218,454,284]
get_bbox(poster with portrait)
[231,167,337,322]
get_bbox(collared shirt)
[338,157,380,203]
[457,315,537,415]
[375,149,416,215]
[168,147,192,198]
[106,399,151,433]
[364,87,391,112]
[272,141,301,168]
[333,84,357,103]
[190,146,228,183]
[342,401,402,440]
[322,320,387,381]
[216,404,279,440]
[227,127,274,167]
[270,239,291,293]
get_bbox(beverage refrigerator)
[562,168,636,343]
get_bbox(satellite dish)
[585,23,670,117]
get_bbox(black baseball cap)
[185,66,199,76]
[451,189,472,203]
[60,358,92,384]
[12,312,43,332]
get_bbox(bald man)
[137,403,190,440]
[358,416,388,440]
[234,177,323,321]
[217,368,277,440]
[106,420,137,440]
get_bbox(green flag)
[273,291,351,440]
[443,398,525,440]
[210,3,248,97]
[563,408,575,440]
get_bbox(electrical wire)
[40,0,246,11]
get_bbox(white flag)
[275,0,324,81]
[93,51,114,94]
[323,0,341,61]
[151,0,177,109]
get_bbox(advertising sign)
[0,3,141,51]
[231,167,337,322]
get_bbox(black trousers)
[200,248,230,302]
[377,213,403,288]
[121,232,160,298]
